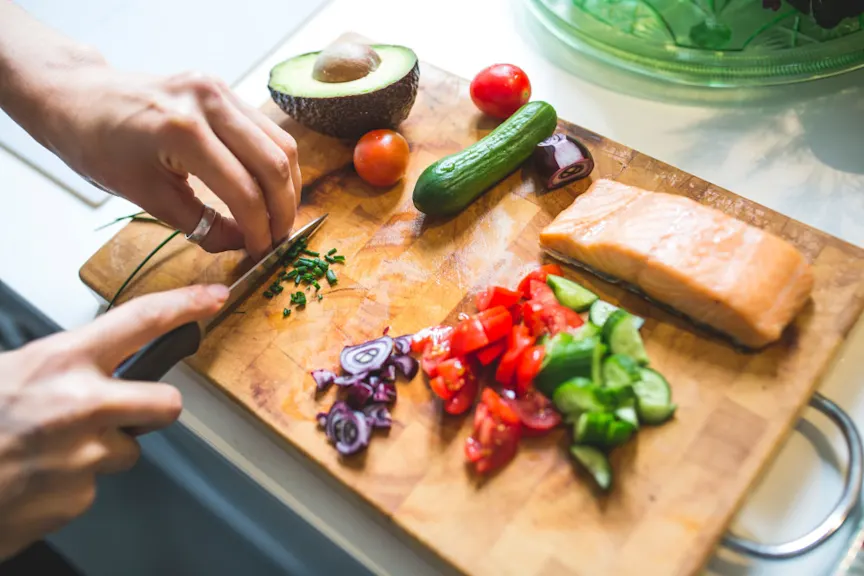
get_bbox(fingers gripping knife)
[111,214,328,381]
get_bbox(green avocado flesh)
[269,45,416,97]
[268,44,420,139]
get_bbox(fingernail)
[206,284,230,301]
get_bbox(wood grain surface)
[79,37,864,576]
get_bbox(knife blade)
[112,213,329,382]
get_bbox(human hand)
[0,283,228,560]
[48,64,301,261]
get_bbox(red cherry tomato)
[517,264,564,299]
[470,64,532,119]
[466,388,522,474]
[412,325,453,354]
[515,345,545,396]
[353,129,410,187]
[420,327,454,378]
[495,324,535,387]
[475,285,521,311]
[450,316,490,357]
[475,339,507,366]
[475,306,513,343]
[504,389,561,436]
[444,371,479,415]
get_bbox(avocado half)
[268,44,420,140]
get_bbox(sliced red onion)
[380,364,397,382]
[316,412,328,428]
[333,372,369,387]
[393,335,413,355]
[533,133,594,190]
[311,369,337,392]
[334,410,371,456]
[389,354,419,380]
[368,374,381,388]
[346,382,374,408]
[340,336,394,375]
[323,401,353,443]
[374,382,397,403]
[362,403,392,429]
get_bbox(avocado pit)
[312,42,382,83]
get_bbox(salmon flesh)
[538,179,814,349]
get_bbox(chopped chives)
[302,273,315,282]
[283,308,291,318]
[302,249,319,257]
[294,275,302,285]
[327,248,337,256]
[317,294,323,301]
[263,290,273,298]
[332,255,346,263]
[325,255,336,264]
[326,269,338,286]
[313,281,321,290]
[297,257,316,266]
[286,270,298,279]
[320,261,329,271]
[313,266,324,277]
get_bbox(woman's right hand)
[0,284,228,560]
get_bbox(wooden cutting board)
[79,34,864,576]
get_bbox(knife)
[111,213,329,382]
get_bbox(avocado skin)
[269,61,420,140]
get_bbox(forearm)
[0,0,106,152]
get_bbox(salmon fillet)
[538,179,814,349]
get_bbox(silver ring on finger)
[186,205,217,245]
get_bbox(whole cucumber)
[412,101,558,217]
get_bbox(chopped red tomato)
[475,340,507,366]
[430,357,479,415]
[476,306,512,343]
[521,300,547,337]
[450,316,489,357]
[475,286,521,311]
[420,326,454,378]
[495,324,534,387]
[508,305,522,325]
[527,280,557,305]
[515,345,545,396]
[444,371,479,415]
[517,264,563,299]
[412,325,453,354]
[466,388,522,474]
[503,389,561,436]
[481,387,521,425]
[543,304,584,335]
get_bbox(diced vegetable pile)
[312,263,676,491]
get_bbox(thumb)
[66,284,229,373]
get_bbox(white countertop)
[2,0,864,574]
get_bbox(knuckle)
[160,111,205,144]
[270,151,292,182]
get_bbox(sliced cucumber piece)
[546,274,598,312]
[633,367,671,405]
[570,445,612,491]
[638,401,677,425]
[602,310,649,365]
[535,333,599,397]
[589,300,644,330]
[570,322,600,343]
[602,354,641,389]
[633,368,675,425]
[615,402,640,430]
[589,300,619,327]
[553,377,605,415]
[591,341,607,387]
[575,412,635,448]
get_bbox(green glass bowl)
[524,0,864,87]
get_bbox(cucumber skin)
[412,101,558,217]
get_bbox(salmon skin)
[538,179,814,349]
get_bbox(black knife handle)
[112,321,202,381]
